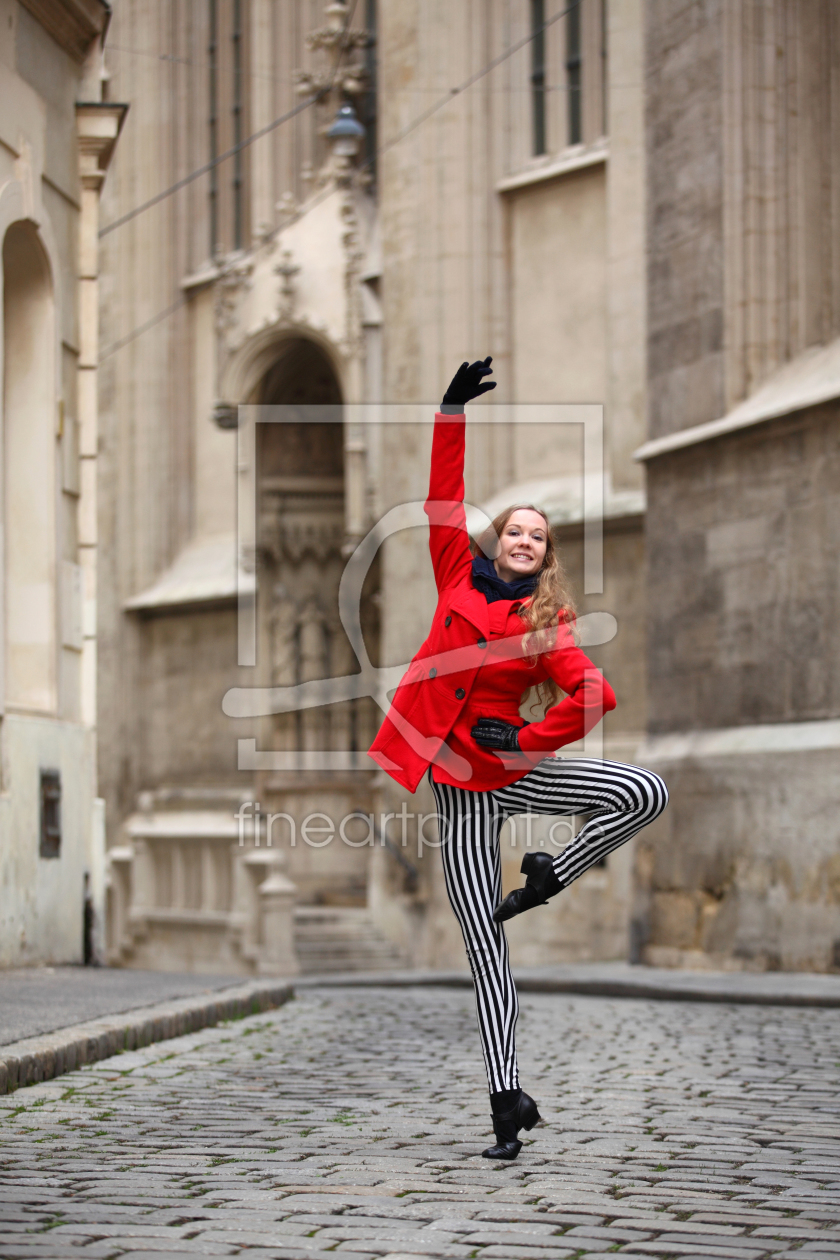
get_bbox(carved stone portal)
[255,337,378,907]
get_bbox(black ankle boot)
[493,852,562,924]
[482,1088,541,1160]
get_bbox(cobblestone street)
[1,986,839,1260]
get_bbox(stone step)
[294,906,407,974]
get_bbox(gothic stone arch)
[253,336,378,908]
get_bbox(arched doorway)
[3,221,56,712]
[257,337,343,409]
[255,338,379,909]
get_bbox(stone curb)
[0,979,294,1096]
[295,968,840,1008]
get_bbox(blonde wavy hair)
[472,504,576,712]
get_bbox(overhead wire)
[100,0,359,358]
[99,92,321,239]
[266,0,586,248]
[100,0,585,359]
[101,296,187,361]
[100,0,361,239]
[371,0,583,162]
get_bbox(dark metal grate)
[39,769,61,860]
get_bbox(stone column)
[75,104,127,728]
[605,0,647,487]
[76,101,127,958]
[258,869,299,976]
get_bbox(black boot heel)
[481,1090,542,1160]
[518,1091,541,1131]
[493,852,562,924]
[520,851,549,882]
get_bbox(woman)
[369,357,668,1160]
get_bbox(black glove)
[471,717,529,752]
[441,356,497,409]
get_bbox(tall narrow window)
[531,0,547,156]
[361,0,378,188]
[208,0,250,257]
[208,0,218,256]
[601,0,608,137]
[232,0,243,250]
[566,1,582,145]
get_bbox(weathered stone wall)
[646,0,725,439]
[632,743,840,973]
[0,718,95,967]
[647,404,840,734]
[97,0,204,838]
[97,0,652,971]
[638,405,840,972]
[639,0,840,971]
[372,0,651,966]
[136,608,256,788]
[638,404,840,972]
[0,0,111,965]
[509,164,607,407]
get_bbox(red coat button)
[455,687,465,700]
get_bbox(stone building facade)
[5,0,831,977]
[633,0,840,971]
[0,0,124,964]
[371,0,649,970]
[92,0,840,979]
[97,0,651,975]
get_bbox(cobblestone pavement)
[1,986,839,1260]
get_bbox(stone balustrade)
[106,810,298,976]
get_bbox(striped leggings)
[429,757,668,1092]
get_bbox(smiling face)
[492,508,549,583]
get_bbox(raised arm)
[424,357,496,591]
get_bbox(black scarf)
[471,555,539,604]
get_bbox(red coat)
[368,411,616,793]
